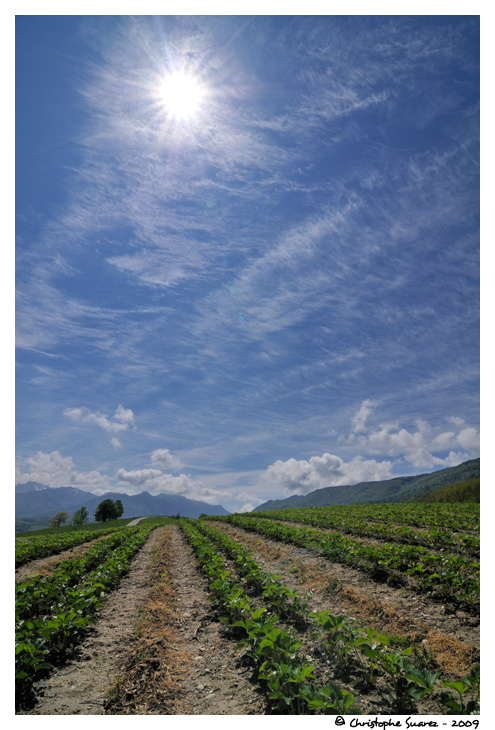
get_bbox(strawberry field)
[15,504,480,716]
[15,525,126,568]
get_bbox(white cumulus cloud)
[150,448,183,471]
[349,402,479,469]
[15,451,111,490]
[113,405,136,425]
[264,452,393,495]
[456,427,480,453]
[116,468,192,496]
[116,468,163,485]
[432,431,456,450]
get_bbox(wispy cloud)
[351,399,375,434]
[63,405,135,437]
[15,16,479,512]
[16,17,478,379]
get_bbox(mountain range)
[15,458,480,531]
[15,482,229,531]
[253,458,480,511]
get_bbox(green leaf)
[441,680,467,694]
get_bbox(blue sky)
[15,15,480,512]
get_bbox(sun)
[158,71,205,121]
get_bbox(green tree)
[50,511,69,528]
[114,499,124,518]
[72,506,89,526]
[94,499,118,522]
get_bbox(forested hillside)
[254,459,480,511]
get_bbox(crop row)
[253,507,479,557]
[16,529,139,620]
[194,519,310,627]
[209,515,480,613]
[185,519,480,715]
[15,526,124,568]
[284,503,480,533]
[15,525,155,710]
[180,519,361,714]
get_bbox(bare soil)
[15,534,112,583]
[168,527,266,714]
[19,525,266,715]
[273,517,478,559]
[207,521,479,675]
[17,520,479,715]
[20,528,164,714]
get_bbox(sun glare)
[159,71,205,120]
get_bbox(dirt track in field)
[17,521,479,715]
[206,521,479,675]
[21,528,164,715]
[19,525,266,715]
[271,517,478,558]
[15,534,111,583]
[169,527,265,714]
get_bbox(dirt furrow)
[17,519,479,715]
[20,528,163,715]
[169,526,266,715]
[208,521,479,675]
[15,534,113,583]
[264,518,478,559]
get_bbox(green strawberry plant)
[436,665,480,714]
[16,525,154,710]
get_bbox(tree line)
[49,499,125,528]
[415,477,480,504]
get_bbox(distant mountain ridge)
[15,481,50,493]
[15,483,229,529]
[253,458,480,512]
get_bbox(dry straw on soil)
[104,527,190,714]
